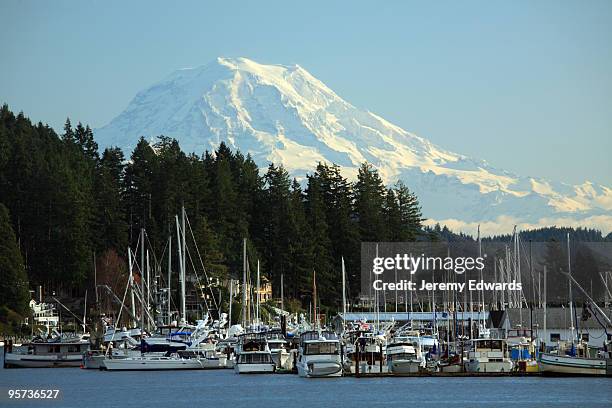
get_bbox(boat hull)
[102,358,205,371]
[388,360,422,375]
[297,360,343,377]
[233,363,276,374]
[539,353,610,376]
[4,353,82,368]
[465,359,513,373]
[439,363,463,373]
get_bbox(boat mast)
[175,215,185,325]
[313,270,318,330]
[140,228,145,338]
[567,233,576,342]
[256,260,260,326]
[181,206,186,324]
[342,257,347,324]
[228,279,233,327]
[128,247,137,328]
[280,273,284,312]
[167,235,172,325]
[242,238,247,328]
[543,265,547,348]
[146,249,150,331]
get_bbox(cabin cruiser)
[297,331,342,378]
[234,333,275,374]
[4,335,90,368]
[464,338,514,373]
[386,331,426,374]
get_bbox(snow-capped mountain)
[96,57,612,234]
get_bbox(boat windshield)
[388,352,416,361]
[304,342,339,355]
[474,340,503,350]
[238,353,273,364]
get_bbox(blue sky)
[1,0,610,185]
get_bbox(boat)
[296,331,343,378]
[265,330,290,370]
[234,332,276,374]
[438,354,464,373]
[386,331,426,375]
[4,337,90,368]
[539,340,612,376]
[464,338,514,373]
[102,354,208,371]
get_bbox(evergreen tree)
[94,147,128,252]
[0,204,29,315]
[305,175,334,303]
[354,162,387,241]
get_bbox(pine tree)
[0,203,30,315]
[354,162,388,241]
[94,147,128,252]
[305,175,334,304]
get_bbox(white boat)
[265,330,290,370]
[386,331,426,375]
[539,341,612,376]
[297,331,343,378]
[102,354,207,371]
[539,353,610,376]
[81,348,149,369]
[4,339,90,368]
[234,333,275,374]
[464,338,514,373]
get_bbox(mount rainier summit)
[95,57,612,234]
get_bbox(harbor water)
[1,358,611,407]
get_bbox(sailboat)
[233,238,276,374]
[539,234,612,376]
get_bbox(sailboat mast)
[146,249,150,330]
[313,270,318,330]
[181,206,186,324]
[128,248,137,328]
[140,228,145,334]
[567,233,576,342]
[242,238,247,328]
[280,274,284,312]
[256,260,260,326]
[543,265,547,348]
[342,257,347,319]
[168,235,172,325]
[228,279,233,327]
[175,215,185,325]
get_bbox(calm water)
[1,356,611,407]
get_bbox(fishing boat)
[539,340,612,376]
[234,332,275,374]
[464,338,514,373]
[297,331,343,378]
[386,331,425,374]
[4,337,90,368]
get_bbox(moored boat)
[234,333,275,374]
[297,331,342,378]
[4,338,90,368]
